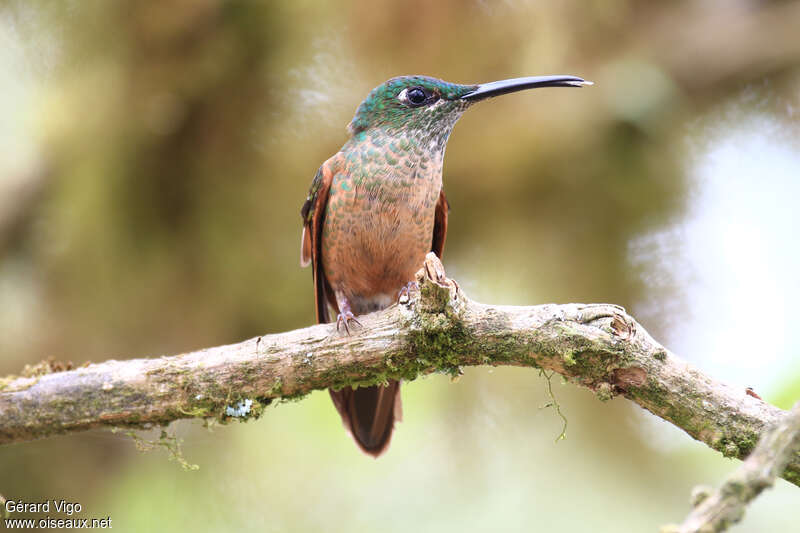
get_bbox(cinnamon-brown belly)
[322,185,438,315]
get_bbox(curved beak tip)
[461,75,593,101]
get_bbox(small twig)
[664,401,800,533]
[120,429,199,472]
[539,369,568,442]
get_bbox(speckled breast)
[321,138,443,312]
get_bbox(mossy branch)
[0,253,797,488]
[664,401,800,533]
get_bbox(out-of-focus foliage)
[1,1,798,532]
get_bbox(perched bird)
[300,74,591,457]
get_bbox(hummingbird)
[300,74,591,457]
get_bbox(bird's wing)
[431,189,450,258]
[300,161,336,323]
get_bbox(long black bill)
[461,75,592,101]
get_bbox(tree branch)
[665,401,800,533]
[1,253,797,488]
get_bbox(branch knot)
[414,253,464,316]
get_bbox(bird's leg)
[335,293,362,335]
[397,281,419,304]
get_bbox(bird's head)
[347,74,592,144]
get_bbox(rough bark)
[665,401,800,533]
[0,254,797,488]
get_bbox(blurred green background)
[1,1,799,531]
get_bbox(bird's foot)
[335,299,362,335]
[397,281,419,304]
[336,311,361,335]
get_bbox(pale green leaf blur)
[1,1,799,531]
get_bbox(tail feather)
[329,380,402,457]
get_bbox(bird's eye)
[407,87,427,105]
[398,86,439,107]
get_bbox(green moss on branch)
[0,253,796,488]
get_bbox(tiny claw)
[451,279,461,297]
[336,310,362,335]
[398,281,418,304]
